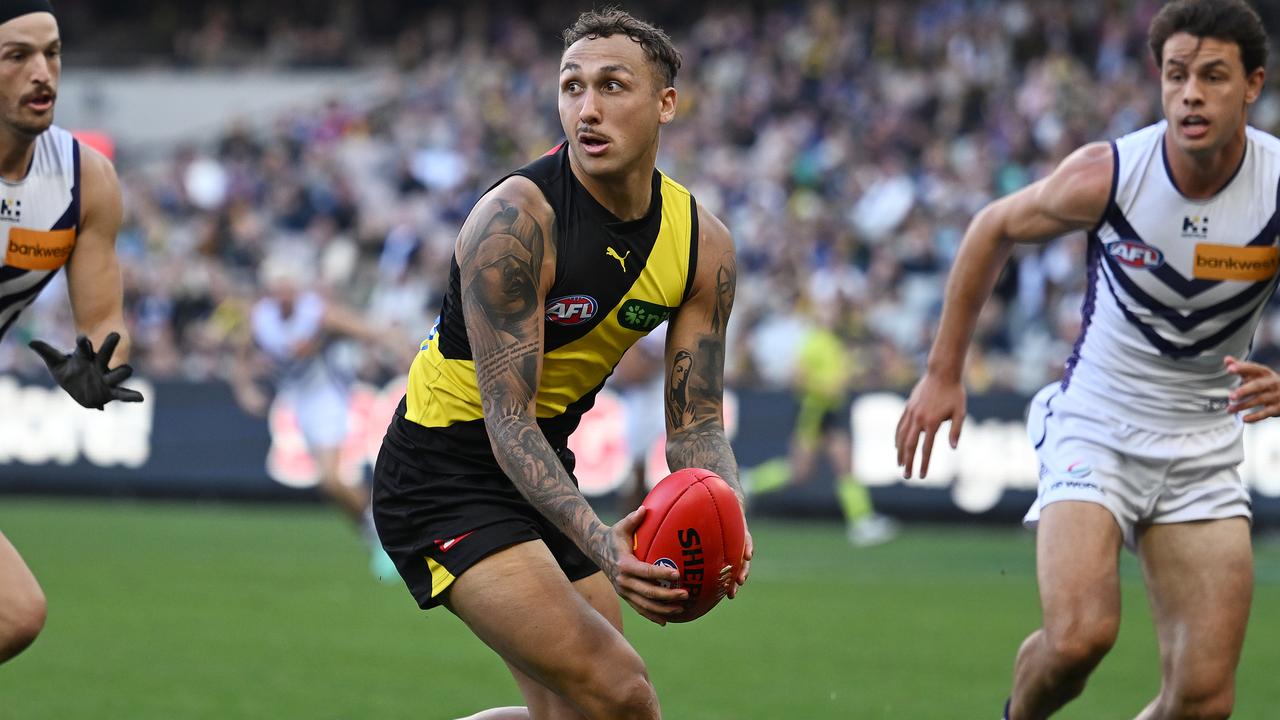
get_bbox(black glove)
[28,332,145,410]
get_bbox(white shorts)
[285,383,350,451]
[619,379,664,464]
[1023,383,1251,549]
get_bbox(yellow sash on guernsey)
[405,172,695,429]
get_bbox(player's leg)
[1132,518,1251,720]
[1009,501,1123,720]
[443,541,658,720]
[616,381,662,513]
[312,445,368,522]
[788,394,824,483]
[479,572,625,720]
[314,440,396,580]
[828,424,897,545]
[616,460,648,518]
[0,531,47,663]
[743,396,821,496]
[297,387,366,523]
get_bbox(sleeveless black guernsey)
[385,143,699,475]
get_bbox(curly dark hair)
[563,7,682,88]
[1149,0,1268,75]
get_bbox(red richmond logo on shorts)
[435,531,474,553]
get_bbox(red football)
[632,467,747,623]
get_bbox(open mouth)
[578,133,611,156]
[25,93,54,112]
[1181,115,1210,138]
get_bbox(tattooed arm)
[459,177,684,623]
[664,205,752,596]
[665,206,742,501]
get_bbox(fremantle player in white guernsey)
[234,254,397,580]
[0,2,141,666]
[896,2,1275,718]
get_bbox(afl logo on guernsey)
[546,295,598,325]
[1108,240,1164,269]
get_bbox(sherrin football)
[632,467,747,623]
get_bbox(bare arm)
[461,177,681,619]
[926,143,1114,381]
[230,316,269,416]
[65,145,130,362]
[664,205,752,597]
[462,180,598,553]
[322,302,385,346]
[896,142,1114,478]
[26,145,142,409]
[664,205,742,503]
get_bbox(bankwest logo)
[1193,243,1280,282]
[4,228,75,271]
[1181,215,1208,238]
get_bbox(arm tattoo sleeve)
[460,198,618,575]
[667,250,744,505]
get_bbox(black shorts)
[795,394,850,444]
[818,407,850,433]
[371,443,600,611]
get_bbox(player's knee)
[1165,681,1235,719]
[569,640,658,719]
[1044,619,1116,674]
[317,468,343,491]
[594,668,658,720]
[0,583,47,659]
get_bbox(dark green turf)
[0,499,1276,718]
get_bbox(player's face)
[0,13,59,138]
[558,34,677,179]
[1160,33,1264,156]
[268,279,299,304]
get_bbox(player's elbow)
[664,422,711,460]
[968,199,1017,249]
[483,411,539,462]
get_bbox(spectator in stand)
[3,0,1278,409]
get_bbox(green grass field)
[0,499,1277,719]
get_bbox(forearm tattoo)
[668,251,744,505]
[461,198,617,575]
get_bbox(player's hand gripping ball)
[632,468,747,622]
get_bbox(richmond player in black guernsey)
[372,10,750,720]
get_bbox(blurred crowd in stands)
[5,0,1280,396]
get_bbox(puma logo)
[606,246,630,272]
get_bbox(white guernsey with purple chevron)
[1061,120,1280,430]
[0,124,78,340]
